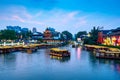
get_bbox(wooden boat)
[50,48,70,57]
[22,45,37,53]
[95,49,120,59]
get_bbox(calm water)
[0,45,120,80]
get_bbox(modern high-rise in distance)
[32,27,37,33]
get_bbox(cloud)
[0,6,32,21]
[33,9,87,26]
[0,6,87,28]
[12,15,25,22]
[0,5,120,33]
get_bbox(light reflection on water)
[0,46,120,80]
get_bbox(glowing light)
[111,36,117,46]
[117,36,120,46]
[77,48,81,60]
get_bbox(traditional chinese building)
[43,27,60,39]
[43,27,62,44]
[98,27,120,46]
[43,28,52,39]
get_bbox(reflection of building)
[50,56,70,62]
[95,59,120,73]
[98,27,120,46]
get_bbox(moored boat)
[22,45,37,53]
[50,48,70,57]
[95,49,120,59]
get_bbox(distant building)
[32,27,37,33]
[32,32,43,40]
[43,27,60,39]
[22,28,29,32]
[6,26,29,33]
[7,26,21,33]
[43,28,52,39]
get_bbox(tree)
[90,26,100,44]
[76,31,87,40]
[0,30,17,40]
[20,30,32,40]
[61,31,73,40]
[84,26,100,44]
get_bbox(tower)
[32,27,37,33]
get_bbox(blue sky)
[0,0,120,34]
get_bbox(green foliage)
[0,29,32,40]
[38,38,43,43]
[0,30,17,40]
[76,31,87,40]
[76,31,87,37]
[84,26,100,44]
[61,31,73,40]
[20,30,32,39]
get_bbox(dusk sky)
[0,0,120,34]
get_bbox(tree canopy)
[84,26,100,44]
[76,31,87,40]
[0,30,17,40]
[61,31,73,40]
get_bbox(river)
[0,45,120,80]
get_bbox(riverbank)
[0,42,69,54]
[84,44,120,51]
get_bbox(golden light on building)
[117,36,120,46]
[103,37,112,45]
[111,36,116,46]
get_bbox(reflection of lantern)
[111,36,116,46]
[77,48,81,60]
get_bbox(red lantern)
[117,36,120,46]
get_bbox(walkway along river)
[0,45,120,80]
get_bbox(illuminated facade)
[98,27,120,46]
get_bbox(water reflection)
[0,53,16,72]
[50,56,70,62]
[0,47,120,80]
[76,48,82,60]
[97,59,120,73]
[89,52,120,73]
